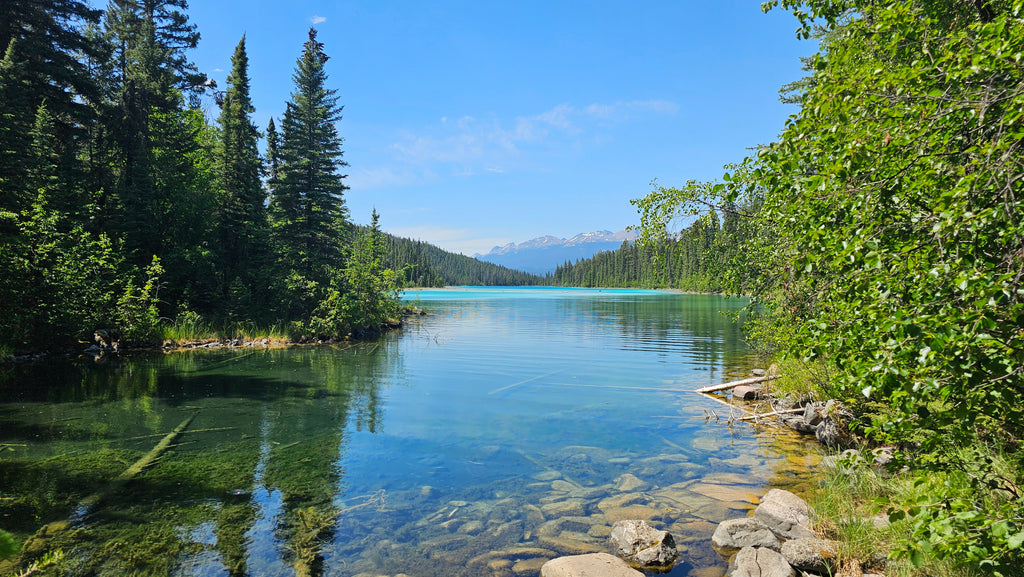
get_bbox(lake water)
[0,287,819,577]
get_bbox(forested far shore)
[382,232,544,288]
[549,201,757,291]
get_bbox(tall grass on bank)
[157,312,295,346]
[811,447,1020,577]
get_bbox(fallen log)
[736,408,804,422]
[693,375,779,394]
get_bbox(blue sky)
[183,1,814,255]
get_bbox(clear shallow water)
[0,288,819,577]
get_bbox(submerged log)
[80,412,197,509]
[17,413,198,567]
[693,375,779,394]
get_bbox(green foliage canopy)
[633,0,1024,571]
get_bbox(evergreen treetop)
[271,27,349,280]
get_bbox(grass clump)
[156,311,296,347]
[809,445,1023,577]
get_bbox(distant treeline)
[382,234,543,287]
[549,202,759,291]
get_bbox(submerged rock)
[613,473,647,492]
[512,557,549,575]
[689,482,759,504]
[541,499,586,517]
[609,519,678,570]
[541,552,644,577]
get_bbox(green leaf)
[910,548,925,568]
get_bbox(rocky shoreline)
[538,369,893,577]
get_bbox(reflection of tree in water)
[251,341,399,576]
[556,294,753,370]
[0,339,400,576]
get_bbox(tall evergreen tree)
[101,0,212,266]
[0,0,101,216]
[270,28,349,283]
[0,0,102,129]
[0,40,35,213]
[216,35,266,307]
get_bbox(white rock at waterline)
[540,552,644,577]
[728,546,795,577]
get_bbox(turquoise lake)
[0,287,818,576]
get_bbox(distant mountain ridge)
[475,230,637,274]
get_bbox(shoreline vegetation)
[0,305,428,364]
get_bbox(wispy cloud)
[348,166,435,190]
[310,15,327,24]
[380,99,677,182]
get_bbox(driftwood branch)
[736,408,804,421]
[693,375,778,394]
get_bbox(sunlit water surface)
[0,288,819,577]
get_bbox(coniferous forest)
[382,233,543,288]
[550,200,759,291]
[0,1,406,352]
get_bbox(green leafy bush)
[116,256,165,344]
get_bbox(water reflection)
[0,291,818,577]
[0,341,399,576]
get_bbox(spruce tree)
[0,0,102,131]
[271,28,349,284]
[265,117,280,182]
[0,40,34,212]
[216,35,266,307]
[101,0,212,266]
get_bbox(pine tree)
[271,28,349,283]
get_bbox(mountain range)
[475,230,637,275]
